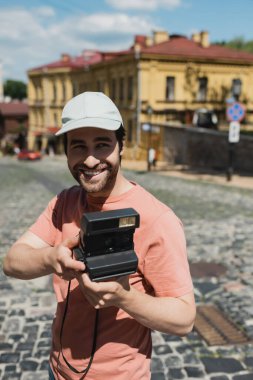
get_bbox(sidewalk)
[121,159,253,190]
[1,157,253,379]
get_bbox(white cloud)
[0,7,157,81]
[0,8,46,41]
[72,13,154,34]
[33,6,56,17]
[106,0,182,10]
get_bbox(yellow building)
[27,30,253,159]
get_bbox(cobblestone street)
[0,156,253,380]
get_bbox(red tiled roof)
[103,50,131,60]
[141,36,253,63]
[28,50,104,72]
[28,34,253,74]
[0,102,28,116]
[134,35,147,47]
[28,48,132,73]
[105,36,253,64]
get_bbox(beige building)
[27,30,253,159]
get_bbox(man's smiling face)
[67,127,121,197]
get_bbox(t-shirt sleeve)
[28,195,59,246]
[142,210,193,298]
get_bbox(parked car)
[193,108,218,130]
[17,149,42,161]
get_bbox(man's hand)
[76,273,130,309]
[48,236,86,281]
[3,231,85,280]
[76,272,196,336]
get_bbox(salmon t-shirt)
[29,182,193,380]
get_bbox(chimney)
[133,35,146,58]
[145,36,153,47]
[200,31,209,48]
[82,50,97,61]
[61,53,71,62]
[192,33,201,43]
[153,31,169,45]
[134,42,141,59]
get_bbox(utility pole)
[146,105,153,171]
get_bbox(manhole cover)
[190,262,227,278]
[194,305,250,346]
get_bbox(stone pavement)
[0,156,253,380]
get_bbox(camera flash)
[119,216,136,228]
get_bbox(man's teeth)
[81,170,101,176]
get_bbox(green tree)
[4,79,27,100]
[215,36,253,54]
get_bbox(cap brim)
[55,117,121,136]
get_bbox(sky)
[1,0,253,83]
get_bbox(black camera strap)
[58,279,99,377]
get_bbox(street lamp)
[146,105,153,171]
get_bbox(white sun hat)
[56,91,123,136]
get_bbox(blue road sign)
[226,102,245,122]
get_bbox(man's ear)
[120,144,124,156]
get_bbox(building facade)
[0,102,28,153]
[27,31,253,159]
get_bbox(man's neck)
[110,172,133,197]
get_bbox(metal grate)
[194,305,250,346]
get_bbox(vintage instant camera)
[74,208,140,281]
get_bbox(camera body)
[74,208,140,281]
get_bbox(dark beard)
[70,163,119,196]
[71,163,108,183]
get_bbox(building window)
[96,80,104,92]
[111,78,117,100]
[72,81,79,97]
[127,119,133,143]
[80,82,90,93]
[35,84,39,101]
[166,76,175,101]
[53,82,57,102]
[197,77,208,101]
[119,77,124,101]
[62,81,66,101]
[54,112,58,126]
[34,110,38,126]
[127,76,133,101]
[231,78,242,100]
